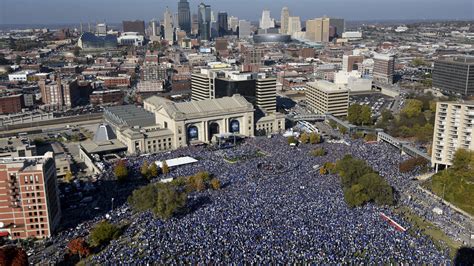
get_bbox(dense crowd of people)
[30,135,472,264]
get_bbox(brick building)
[90,90,124,106]
[0,95,23,114]
[0,152,61,239]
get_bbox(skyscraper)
[329,18,345,38]
[217,12,228,37]
[306,17,329,42]
[228,16,239,33]
[96,23,107,36]
[164,7,174,42]
[238,20,252,39]
[259,9,275,30]
[178,0,191,34]
[287,16,301,36]
[280,7,290,34]
[123,20,146,35]
[198,3,212,41]
[373,54,395,84]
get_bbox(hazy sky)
[1,0,473,25]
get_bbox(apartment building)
[0,152,61,239]
[431,101,474,171]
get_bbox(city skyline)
[0,0,472,25]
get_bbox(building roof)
[145,94,255,120]
[104,105,155,128]
[80,139,127,154]
[93,124,117,142]
[154,156,198,168]
[306,80,348,93]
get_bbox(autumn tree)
[309,132,321,144]
[299,132,309,144]
[161,161,170,175]
[0,246,28,266]
[64,171,74,183]
[140,161,150,178]
[89,221,121,247]
[210,178,221,190]
[153,184,187,220]
[67,238,91,258]
[149,163,159,178]
[114,160,128,182]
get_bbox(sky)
[1,0,473,25]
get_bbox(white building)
[431,101,474,171]
[164,7,174,42]
[118,32,145,46]
[259,9,275,30]
[8,70,36,82]
[280,7,290,34]
[287,16,301,36]
[334,70,362,85]
[228,16,239,32]
[342,31,362,40]
[305,80,349,117]
[238,20,252,39]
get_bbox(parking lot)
[350,94,394,117]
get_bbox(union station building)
[104,95,284,154]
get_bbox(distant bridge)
[286,114,326,122]
[378,132,431,162]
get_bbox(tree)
[299,132,309,144]
[412,57,426,67]
[67,238,91,258]
[381,109,394,122]
[188,173,206,192]
[287,136,298,144]
[310,148,326,157]
[344,184,369,208]
[128,184,159,212]
[309,132,321,144]
[210,178,221,190]
[402,99,423,118]
[140,161,150,178]
[0,246,28,266]
[149,163,158,178]
[338,126,348,135]
[347,104,362,124]
[64,171,74,183]
[319,167,328,175]
[360,105,372,125]
[89,221,121,247]
[161,161,170,175]
[153,184,187,220]
[364,134,377,142]
[114,160,128,182]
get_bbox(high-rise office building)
[287,16,301,36]
[178,0,191,34]
[342,55,364,72]
[191,70,276,115]
[122,20,146,35]
[198,3,212,40]
[329,18,345,38]
[373,54,395,84]
[96,23,107,36]
[164,7,174,42]
[431,101,474,171]
[238,20,252,39]
[306,17,344,42]
[228,16,239,33]
[305,80,349,117]
[0,152,61,239]
[280,7,290,34]
[259,9,275,30]
[256,78,277,114]
[217,12,228,37]
[147,20,160,37]
[433,56,474,96]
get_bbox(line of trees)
[335,155,395,208]
[128,171,221,220]
[347,104,372,126]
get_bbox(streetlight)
[111,197,115,211]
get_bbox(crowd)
[30,135,470,264]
